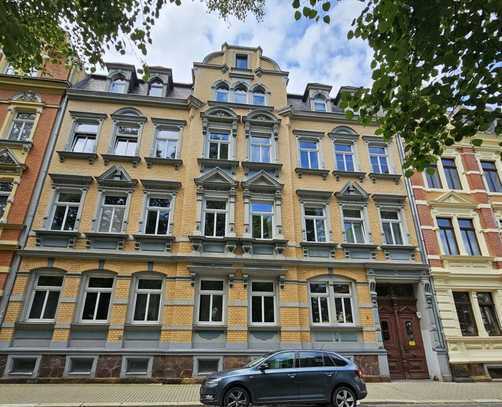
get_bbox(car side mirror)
[259,362,270,372]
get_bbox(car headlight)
[205,377,222,387]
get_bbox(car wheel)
[223,386,249,407]
[332,386,356,407]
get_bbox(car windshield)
[245,352,274,368]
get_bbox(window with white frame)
[250,281,275,324]
[0,181,13,218]
[343,208,366,243]
[481,161,502,193]
[198,280,224,323]
[334,143,355,171]
[215,83,229,102]
[148,80,163,97]
[333,283,354,324]
[208,130,230,160]
[113,123,139,156]
[98,194,127,233]
[110,77,128,94]
[71,121,99,153]
[304,206,327,242]
[133,278,162,322]
[203,200,226,237]
[81,276,114,321]
[8,112,36,141]
[144,196,171,235]
[250,133,271,163]
[425,163,443,189]
[380,209,404,245]
[234,84,248,104]
[252,87,266,105]
[441,158,462,190]
[309,282,330,324]
[458,218,481,256]
[251,201,273,239]
[154,126,179,159]
[437,216,482,256]
[313,96,327,112]
[299,139,320,169]
[437,217,459,255]
[50,190,82,231]
[27,275,63,320]
[369,145,389,174]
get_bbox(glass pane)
[211,295,223,322]
[311,297,320,323]
[315,219,326,242]
[353,223,365,243]
[252,296,262,322]
[344,222,355,243]
[344,297,353,323]
[381,211,398,220]
[252,282,274,292]
[298,352,324,367]
[145,211,158,234]
[305,207,323,216]
[320,297,329,322]
[82,292,97,320]
[268,352,294,369]
[88,277,113,288]
[50,206,67,230]
[127,358,149,373]
[111,207,125,232]
[104,196,126,205]
[98,207,112,232]
[262,215,272,238]
[335,298,344,323]
[252,215,261,239]
[383,223,393,244]
[391,223,403,244]
[264,296,275,322]
[147,294,160,321]
[206,201,226,210]
[199,294,210,321]
[219,143,229,159]
[96,292,111,320]
[43,291,60,319]
[300,150,309,168]
[215,213,226,236]
[310,282,327,294]
[309,151,319,169]
[28,291,45,319]
[343,209,361,218]
[201,280,224,291]
[333,284,350,294]
[305,218,315,241]
[157,211,169,234]
[370,156,379,173]
[204,213,215,236]
[38,275,63,286]
[453,292,478,336]
[64,206,79,230]
[346,155,354,171]
[138,279,162,290]
[149,198,170,208]
[251,202,273,212]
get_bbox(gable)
[97,165,136,188]
[242,170,282,193]
[335,181,368,202]
[430,191,476,208]
[195,167,236,190]
[0,149,25,174]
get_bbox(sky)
[103,0,373,96]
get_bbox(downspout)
[396,135,448,353]
[0,93,69,324]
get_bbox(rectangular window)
[481,161,502,193]
[154,127,179,159]
[0,181,13,218]
[8,112,36,141]
[453,292,478,336]
[133,278,162,322]
[27,275,63,320]
[203,200,226,237]
[198,280,224,323]
[144,196,170,235]
[310,282,330,324]
[334,143,354,172]
[369,145,389,174]
[251,282,275,324]
[252,91,265,106]
[81,277,114,321]
[477,292,501,336]
[9,357,37,375]
[250,134,271,163]
[333,283,353,324]
[343,208,366,243]
[72,122,98,153]
[235,54,248,69]
[299,139,320,169]
[251,201,273,239]
[425,163,443,189]
[98,194,127,233]
[380,209,404,245]
[437,217,459,255]
[441,158,462,189]
[50,191,82,231]
[304,206,327,242]
[208,131,229,159]
[113,123,139,156]
[125,358,150,375]
[68,357,94,375]
[197,358,220,375]
[313,98,327,112]
[458,218,481,256]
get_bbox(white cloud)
[103,0,372,94]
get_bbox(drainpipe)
[395,135,449,366]
[0,94,68,324]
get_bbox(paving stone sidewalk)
[0,381,502,406]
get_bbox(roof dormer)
[303,83,333,112]
[105,62,138,94]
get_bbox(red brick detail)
[422,229,440,255]
[410,172,425,187]
[429,259,443,267]
[477,208,498,229]
[467,174,485,191]
[417,204,434,226]
[460,150,480,172]
[483,231,502,257]
[494,261,502,269]
[412,188,427,201]
[0,272,7,291]
[472,191,489,205]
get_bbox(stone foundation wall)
[354,355,380,377]
[450,363,491,382]
[39,355,66,378]
[223,356,251,370]
[152,355,192,378]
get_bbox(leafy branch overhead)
[0,0,499,173]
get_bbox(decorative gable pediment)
[241,170,283,194]
[430,191,476,209]
[97,165,137,189]
[201,106,239,137]
[244,109,279,139]
[335,181,368,202]
[194,167,237,191]
[0,149,25,174]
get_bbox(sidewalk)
[0,381,502,406]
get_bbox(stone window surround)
[243,191,283,240]
[147,77,166,97]
[121,355,154,377]
[193,355,223,376]
[308,276,358,328]
[195,189,236,238]
[4,355,41,377]
[64,355,98,377]
[423,149,468,192]
[243,110,279,163]
[476,150,502,195]
[138,190,176,236]
[211,80,271,106]
[43,186,88,232]
[92,185,133,234]
[363,137,393,173]
[431,207,488,257]
[64,111,107,154]
[329,126,362,173]
[296,132,324,170]
[248,279,278,327]
[195,277,227,326]
[150,118,186,160]
[0,93,43,146]
[309,91,330,112]
[22,269,65,322]
[127,272,165,325]
[297,190,334,243]
[339,203,371,244]
[201,107,238,162]
[107,109,147,158]
[0,176,19,223]
[75,272,116,324]
[373,198,410,246]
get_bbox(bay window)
[198,280,224,324]
[203,200,226,237]
[380,209,404,245]
[133,278,162,322]
[304,206,327,242]
[251,201,273,239]
[250,281,275,324]
[50,191,82,231]
[81,277,114,321]
[98,194,127,233]
[27,275,63,320]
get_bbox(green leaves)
[290,0,333,24]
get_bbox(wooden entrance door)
[378,296,429,379]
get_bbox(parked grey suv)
[200,350,367,407]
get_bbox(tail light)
[356,368,364,378]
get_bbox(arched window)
[252,86,266,106]
[110,76,128,94]
[313,95,327,112]
[234,84,248,104]
[148,79,164,97]
[215,83,229,102]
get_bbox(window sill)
[133,233,175,252]
[57,150,98,163]
[71,322,110,329]
[341,242,378,250]
[380,244,417,251]
[124,323,161,331]
[85,232,128,239]
[369,172,402,184]
[295,167,330,180]
[0,139,33,151]
[15,321,55,329]
[332,170,366,181]
[440,255,494,263]
[193,324,227,331]
[102,153,141,166]
[197,158,239,170]
[242,161,282,174]
[34,229,80,248]
[310,325,362,332]
[144,156,182,169]
[300,241,337,248]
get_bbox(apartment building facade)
[0,44,448,381]
[410,134,502,381]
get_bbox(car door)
[295,351,331,402]
[249,351,299,403]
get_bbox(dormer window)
[215,83,229,102]
[234,84,248,104]
[313,96,327,112]
[148,79,164,97]
[110,76,128,94]
[235,54,248,69]
[252,86,266,106]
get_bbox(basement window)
[125,357,150,375]
[487,366,502,380]
[196,358,221,376]
[9,357,38,375]
[68,357,95,375]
